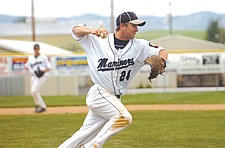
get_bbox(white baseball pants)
[30,76,47,109]
[58,84,132,148]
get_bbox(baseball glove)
[34,67,45,78]
[145,56,166,82]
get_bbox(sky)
[0,0,224,18]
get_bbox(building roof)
[151,34,225,53]
[0,39,73,55]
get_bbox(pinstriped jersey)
[72,28,165,95]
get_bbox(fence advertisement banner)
[177,53,223,74]
[11,57,27,71]
[55,56,89,75]
[0,56,9,75]
[0,53,224,77]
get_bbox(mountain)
[57,11,225,31]
[172,11,225,30]
[0,14,22,23]
[138,11,225,30]
[0,11,224,36]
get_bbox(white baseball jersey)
[72,25,164,95]
[25,54,51,77]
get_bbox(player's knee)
[121,112,133,126]
[126,112,132,125]
[31,89,38,96]
[112,113,132,130]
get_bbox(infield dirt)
[1,104,225,115]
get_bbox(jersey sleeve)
[71,24,86,41]
[71,24,98,53]
[139,39,166,62]
[44,56,52,70]
[71,24,90,50]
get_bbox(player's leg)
[31,76,47,109]
[58,109,107,148]
[84,99,132,148]
[84,85,132,148]
[58,85,109,148]
[30,76,39,106]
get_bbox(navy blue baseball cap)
[33,43,40,49]
[116,11,146,27]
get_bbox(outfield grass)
[0,91,225,108]
[136,30,207,41]
[1,111,225,147]
[1,91,224,147]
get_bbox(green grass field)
[0,91,225,108]
[0,91,225,147]
[1,111,225,147]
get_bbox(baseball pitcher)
[59,11,168,148]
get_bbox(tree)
[206,19,224,43]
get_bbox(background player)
[25,43,52,113]
[59,11,168,148]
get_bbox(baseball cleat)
[34,105,46,113]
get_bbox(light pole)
[168,2,172,34]
[110,0,115,33]
[31,0,36,41]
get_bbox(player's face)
[124,23,138,39]
[34,47,40,55]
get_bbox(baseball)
[100,32,107,39]
[39,67,46,71]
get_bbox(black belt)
[115,95,121,99]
